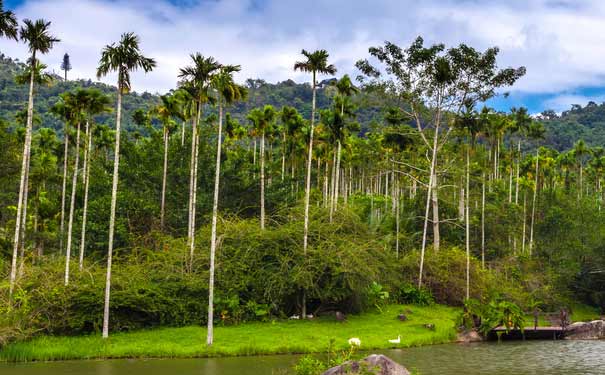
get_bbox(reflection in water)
[1,341,604,375]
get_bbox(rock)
[336,311,346,322]
[397,314,407,321]
[423,323,435,331]
[322,354,411,375]
[565,320,605,340]
[457,329,483,343]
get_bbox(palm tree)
[207,64,247,346]
[0,0,17,41]
[293,49,336,318]
[60,90,89,286]
[152,94,180,231]
[178,53,221,264]
[14,61,53,273]
[572,140,590,199]
[96,32,155,338]
[79,90,112,271]
[9,19,59,300]
[329,75,358,218]
[248,105,277,229]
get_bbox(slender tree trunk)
[431,173,440,252]
[207,100,224,346]
[60,124,69,253]
[65,121,81,286]
[334,140,342,212]
[329,147,337,221]
[17,149,31,278]
[160,126,169,231]
[281,134,286,181]
[419,119,440,287]
[260,131,266,229]
[529,149,539,257]
[79,121,92,271]
[103,89,123,339]
[188,102,202,264]
[9,57,36,300]
[187,116,197,250]
[515,140,520,204]
[465,147,470,301]
[181,121,185,147]
[302,71,317,319]
[481,173,486,269]
[522,193,527,255]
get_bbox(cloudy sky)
[2,0,605,113]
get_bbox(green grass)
[570,303,601,322]
[0,304,459,362]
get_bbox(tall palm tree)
[293,49,336,318]
[0,0,17,41]
[178,53,221,264]
[15,61,53,273]
[96,32,155,338]
[60,90,89,286]
[248,105,277,230]
[207,65,247,346]
[9,19,59,300]
[330,75,359,218]
[79,90,112,271]
[152,94,180,231]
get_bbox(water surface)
[1,340,604,374]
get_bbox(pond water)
[1,340,604,374]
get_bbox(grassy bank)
[0,304,458,362]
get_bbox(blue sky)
[2,0,605,114]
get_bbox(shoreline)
[0,304,459,363]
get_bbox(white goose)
[388,335,401,344]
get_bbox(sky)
[2,0,605,114]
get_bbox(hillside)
[540,103,605,151]
[0,54,383,134]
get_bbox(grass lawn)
[0,304,459,362]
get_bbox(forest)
[1,1,604,359]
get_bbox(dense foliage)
[1,15,605,349]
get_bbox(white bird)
[348,337,361,347]
[289,314,300,320]
[388,335,401,344]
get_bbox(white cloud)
[1,0,604,109]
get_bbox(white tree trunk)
[481,173,486,269]
[65,121,81,286]
[418,120,440,287]
[103,90,123,339]
[60,124,69,253]
[260,131,266,229]
[334,140,342,212]
[207,100,224,346]
[79,121,92,271]
[465,148,470,301]
[529,149,539,257]
[9,60,36,300]
[302,71,316,319]
[160,127,169,231]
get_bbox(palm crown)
[96,32,156,93]
[20,19,60,60]
[294,49,337,83]
[0,0,17,40]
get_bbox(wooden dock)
[488,326,565,340]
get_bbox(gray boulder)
[457,329,483,343]
[565,320,605,340]
[321,354,411,375]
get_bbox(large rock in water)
[321,354,411,375]
[565,320,605,340]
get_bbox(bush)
[1,207,400,340]
[394,282,434,306]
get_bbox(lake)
[1,340,604,374]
